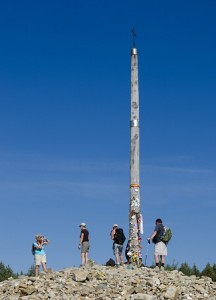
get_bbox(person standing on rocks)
[33,234,50,276]
[147,218,167,270]
[78,223,90,266]
[111,224,125,267]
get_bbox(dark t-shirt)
[152,223,164,244]
[80,229,89,242]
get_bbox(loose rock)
[0,264,215,299]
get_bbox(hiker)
[147,218,167,270]
[33,234,50,276]
[111,224,126,267]
[78,223,90,266]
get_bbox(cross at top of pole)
[131,27,136,48]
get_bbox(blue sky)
[0,0,216,273]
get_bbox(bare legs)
[115,252,124,264]
[35,265,39,277]
[35,263,47,276]
[154,255,165,268]
[81,252,88,266]
[114,244,124,265]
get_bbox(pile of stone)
[0,263,215,300]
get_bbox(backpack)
[160,226,172,243]
[31,243,36,255]
[105,258,115,267]
[114,228,126,245]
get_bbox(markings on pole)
[130,184,140,188]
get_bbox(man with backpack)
[111,224,126,267]
[147,218,167,270]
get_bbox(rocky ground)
[0,262,216,300]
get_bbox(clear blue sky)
[0,0,215,273]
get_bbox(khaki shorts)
[155,241,167,256]
[81,241,90,253]
[35,254,46,266]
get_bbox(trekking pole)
[144,240,150,266]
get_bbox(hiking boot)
[155,266,159,271]
[116,263,120,268]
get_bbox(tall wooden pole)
[128,36,143,265]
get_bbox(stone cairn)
[0,262,215,300]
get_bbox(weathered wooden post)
[128,30,143,265]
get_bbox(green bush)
[0,261,18,282]
[178,262,193,276]
[26,265,35,277]
[201,263,216,282]
[165,260,178,271]
[191,264,201,277]
[161,260,215,282]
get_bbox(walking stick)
[144,240,150,266]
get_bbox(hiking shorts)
[81,241,90,253]
[34,254,46,266]
[155,241,167,256]
[113,243,123,256]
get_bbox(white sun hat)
[79,223,86,227]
